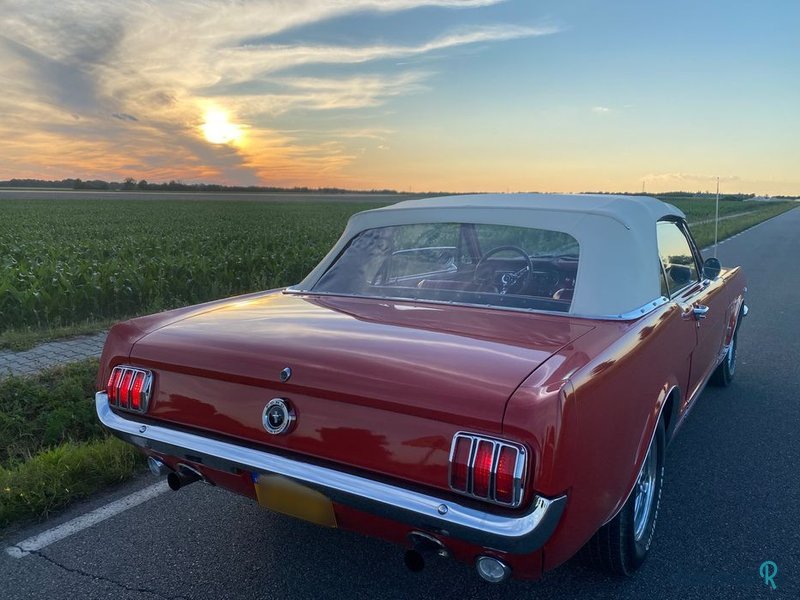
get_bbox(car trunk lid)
[129,292,593,492]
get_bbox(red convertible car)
[96,194,747,582]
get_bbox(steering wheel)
[473,245,533,295]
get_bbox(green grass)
[0,359,144,529]
[0,359,101,465]
[689,201,796,248]
[667,197,763,222]
[656,196,764,221]
[0,438,141,528]
[0,197,795,340]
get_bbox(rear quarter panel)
[505,304,692,570]
[505,268,747,572]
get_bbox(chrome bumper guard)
[96,393,566,554]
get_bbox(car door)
[657,220,727,410]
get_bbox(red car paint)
[97,266,746,580]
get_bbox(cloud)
[0,0,556,185]
[591,106,611,114]
[250,71,432,112]
[0,35,103,114]
[213,25,558,85]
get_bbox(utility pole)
[714,176,720,258]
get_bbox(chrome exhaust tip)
[475,555,511,583]
[403,549,425,572]
[408,531,449,558]
[147,456,169,477]
[167,464,203,491]
[403,531,449,573]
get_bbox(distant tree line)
[655,191,757,201]
[0,177,401,195]
[0,178,79,189]
[3,178,795,199]
[585,190,768,201]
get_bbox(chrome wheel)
[581,419,665,575]
[726,335,736,375]
[633,438,658,541]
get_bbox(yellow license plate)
[253,474,337,528]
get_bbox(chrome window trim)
[96,393,565,554]
[283,288,669,322]
[658,258,671,298]
[668,279,700,300]
[679,218,706,270]
[390,245,458,256]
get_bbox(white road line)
[5,481,168,558]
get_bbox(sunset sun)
[200,109,243,145]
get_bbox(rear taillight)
[494,445,519,504]
[129,371,146,410]
[105,366,153,413]
[448,433,528,507]
[451,436,471,491]
[472,440,494,498]
[106,369,122,404]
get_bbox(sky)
[0,0,798,194]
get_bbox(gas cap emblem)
[262,398,295,435]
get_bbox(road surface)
[1,208,798,599]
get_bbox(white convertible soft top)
[294,194,686,318]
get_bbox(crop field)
[0,195,795,342]
[1,198,387,335]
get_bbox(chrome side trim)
[614,296,669,320]
[283,288,669,322]
[96,393,566,554]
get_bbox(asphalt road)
[2,208,798,599]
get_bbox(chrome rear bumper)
[96,393,566,554]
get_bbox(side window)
[387,247,458,280]
[657,221,700,296]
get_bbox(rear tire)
[709,321,739,387]
[580,419,665,576]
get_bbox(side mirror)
[668,264,691,286]
[703,257,721,280]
